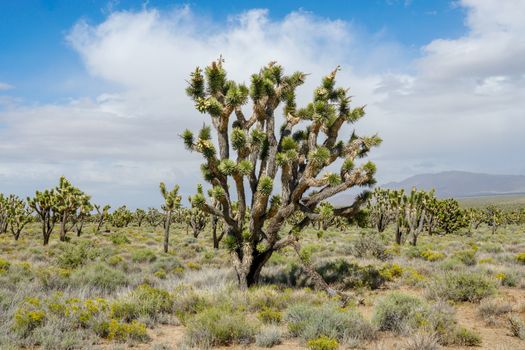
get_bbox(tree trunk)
[395,225,402,245]
[410,233,418,246]
[163,211,171,253]
[59,212,67,242]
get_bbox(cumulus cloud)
[0,82,13,91]
[0,0,524,207]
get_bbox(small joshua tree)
[485,205,503,235]
[134,208,147,227]
[6,195,33,240]
[466,207,485,233]
[74,201,93,237]
[0,194,9,234]
[160,182,182,253]
[184,185,208,238]
[183,59,380,290]
[435,198,467,234]
[54,177,91,242]
[28,189,59,246]
[94,204,111,233]
[403,188,434,246]
[110,206,133,228]
[368,188,395,233]
[145,207,163,228]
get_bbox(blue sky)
[0,0,524,208]
[0,0,466,103]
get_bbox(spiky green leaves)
[218,159,237,176]
[185,67,205,99]
[231,128,247,151]
[308,147,331,167]
[257,176,273,196]
[195,97,222,116]
[237,160,253,176]
[182,130,194,149]
[159,183,182,212]
[324,172,342,186]
[225,82,249,107]
[205,60,227,95]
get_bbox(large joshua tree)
[183,59,381,289]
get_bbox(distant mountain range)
[382,171,525,198]
[330,171,525,206]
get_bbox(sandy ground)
[100,287,525,350]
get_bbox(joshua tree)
[94,204,111,233]
[367,188,394,233]
[183,59,380,290]
[134,208,147,227]
[6,195,33,240]
[0,194,9,234]
[28,189,59,246]
[160,182,182,253]
[145,207,163,228]
[435,198,467,234]
[402,188,433,246]
[54,177,91,242]
[466,208,485,233]
[485,205,503,234]
[110,206,133,228]
[74,201,93,237]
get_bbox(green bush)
[316,259,385,290]
[257,307,282,324]
[286,303,376,342]
[56,241,98,268]
[184,307,257,347]
[515,253,525,265]
[427,272,497,302]
[131,248,157,263]
[13,298,46,336]
[372,292,428,334]
[453,327,482,346]
[96,319,149,342]
[109,232,130,245]
[453,250,477,266]
[111,284,174,322]
[421,250,446,262]
[508,314,525,340]
[307,336,339,350]
[71,262,129,291]
[255,325,282,347]
[0,258,11,272]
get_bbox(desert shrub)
[515,253,525,264]
[109,232,130,245]
[184,307,257,347]
[478,257,494,264]
[35,267,71,289]
[286,303,376,342]
[107,255,123,266]
[402,268,426,287]
[255,325,282,347]
[508,314,525,340]
[426,271,497,302]
[372,293,428,335]
[13,298,46,336]
[425,301,457,345]
[453,250,477,266]
[173,290,211,322]
[131,249,157,263]
[0,258,11,273]
[316,259,385,290]
[495,271,519,287]
[307,336,339,350]
[420,250,446,262]
[56,241,99,268]
[351,234,391,260]
[380,263,403,281]
[477,299,512,326]
[452,327,482,346]
[71,262,129,292]
[248,285,291,311]
[402,332,440,350]
[111,284,174,322]
[257,307,282,324]
[95,319,149,343]
[151,256,183,275]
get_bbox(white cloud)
[0,1,524,206]
[0,82,13,91]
